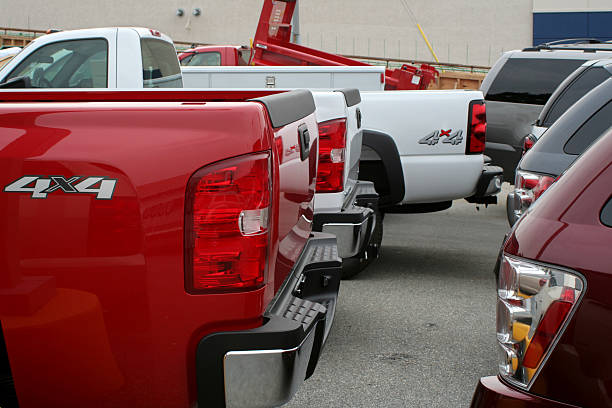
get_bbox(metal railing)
[341,54,490,74]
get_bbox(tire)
[341,210,384,279]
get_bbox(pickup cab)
[0,27,183,88]
[182,66,503,213]
[0,88,341,408]
[179,45,253,67]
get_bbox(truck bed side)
[359,90,486,204]
[0,89,321,407]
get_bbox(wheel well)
[359,130,405,208]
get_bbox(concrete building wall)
[0,0,534,66]
[534,0,612,12]
[298,0,533,66]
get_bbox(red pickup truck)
[0,89,341,407]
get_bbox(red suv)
[471,128,612,407]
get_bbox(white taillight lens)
[497,255,584,389]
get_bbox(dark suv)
[480,40,612,181]
[527,58,612,146]
[506,76,612,225]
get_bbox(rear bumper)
[195,233,341,408]
[471,376,579,408]
[466,165,503,205]
[484,142,522,183]
[313,181,378,259]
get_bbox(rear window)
[564,101,612,155]
[542,67,610,127]
[141,38,182,88]
[180,51,221,66]
[237,49,252,66]
[601,197,612,228]
[486,58,586,105]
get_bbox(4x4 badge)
[419,129,463,146]
[3,176,117,200]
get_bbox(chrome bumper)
[224,325,317,408]
[321,212,373,258]
[195,233,341,408]
[466,165,504,205]
[314,181,378,259]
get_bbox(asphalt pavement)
[286,185,512,408]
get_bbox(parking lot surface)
[286,187,511,407]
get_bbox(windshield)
[180,51,222,66]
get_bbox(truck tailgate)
[0,92,319,407]
[360,90,485,203]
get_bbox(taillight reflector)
[467,101,486,154]
[316,119,346,193]
[185,152,271,293]
[522,300,572,369]
[497,256,584,388]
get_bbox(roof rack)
[523,38,612,52]
[541,38,604,46]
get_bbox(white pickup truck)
[183,66,504,213]
[0,27,380,278]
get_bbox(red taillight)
[517,171,555,201]
[467,101,487,154]
[316,119,346,193]
[522,134,537,156]
[185,152,271,293]
[523,300,572,369]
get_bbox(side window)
[486,58,586,105]
[543,67,610,127]
[141,38,183,88]
[4,39,108,88]
[182,52,221,66]
[564,101,612,155]
[179,54,193,66]
[68,49,107,87]
[601,197,612,228]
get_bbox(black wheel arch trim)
[361,130,405,207]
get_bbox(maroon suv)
[471,128,612,407]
